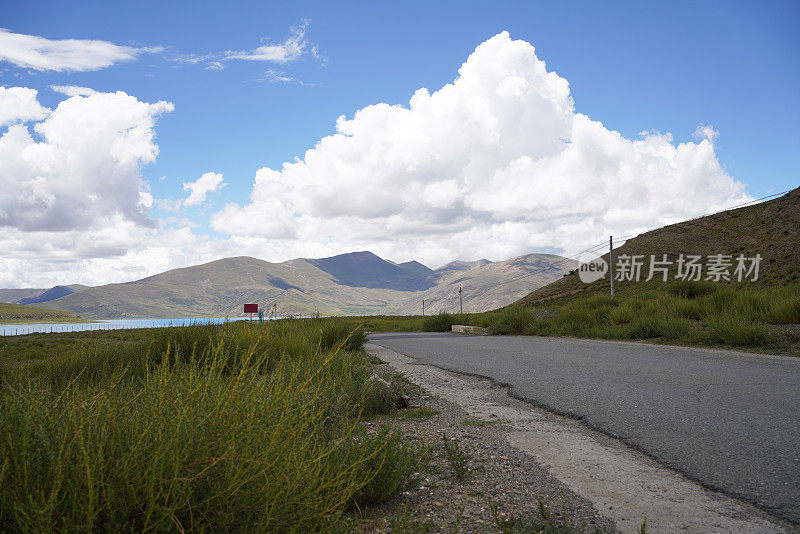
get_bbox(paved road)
[368,332,800,524]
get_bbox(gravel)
[359,369,615,533]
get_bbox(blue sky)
[0,0,798,286]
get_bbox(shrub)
[441,434,470,480]
[422,312,457,332]
[628,316,690,341]
[608,304,636,325]
[488,306,537,335]
[668,280,717,299]
[0,321,423,532]
[765,298,800,324]
[707,314,770,347]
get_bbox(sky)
[1,0,798,288]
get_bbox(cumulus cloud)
[0,86,49,126]
[0,87,173,231]
[0,28,160,72]
[0,31,753,289]
[183,172,227,206]
[212,31,749,267]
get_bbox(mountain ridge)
[31,251,574,318]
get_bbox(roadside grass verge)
[347,281,799,353]
[467,282,800,353]
[0,318,425,532]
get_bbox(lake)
[0,317,254,336]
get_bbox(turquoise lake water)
[0,317,254,336]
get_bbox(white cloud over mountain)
[0,28,159,72]
[0,31,751,287]
[213,31,749,267]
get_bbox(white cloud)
[50,85,98,97]
[0,86,49,126]
[0,87,173,231]
[0,31,754,289]
[212,31,750,268]
[0,28,159,72]
[183,172,227,206]
[225,20,312,63]
[260,69,313,85]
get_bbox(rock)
[396,393,410,409]
[367,373,392,390]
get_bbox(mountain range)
[2,251,575,319]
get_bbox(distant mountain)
[434,259,492,276]
[307,251,436,291]
[15,285,89,305]
[414,253,573,314]
[0,288,45,304]
[33,251,575,319]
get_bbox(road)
[368,332,800,524]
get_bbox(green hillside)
[519,187,800,306]
[491,188,800,354]
[0,303,88,324]
[39,252,574,319]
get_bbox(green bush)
[608,304,636,325]
[0,321,422,532]
[765,298,800,324]
[488,306,537,335]
[628,316,690,340]
[422,312,458,332]
[707,314,770,347]
[668,280,718,299]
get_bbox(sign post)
[243,303,258,321]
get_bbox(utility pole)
[458,287,463,314]
[609,235,615,297]
[422,299,426,317]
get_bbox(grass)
[441,434,470,480]
[461,281,799,354]
[295,282,799,354]
[0,302,91,324]
[0,318,426,532]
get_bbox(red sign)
[243,304,258,313]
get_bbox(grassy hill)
[38,251,574,319]
[0,303,88,324]
[489,188,800,354]
[519,187,800,306]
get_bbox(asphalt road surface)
[368,332,800,524]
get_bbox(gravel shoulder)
[364,342,795,534]
[360,356,615,532]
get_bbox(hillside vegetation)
[0,320,424,531]
[0,302,88,324]
[519,187,800,306]
[466,188,800,354]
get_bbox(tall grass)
[476,281,800,351]
[0,319,424,532]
